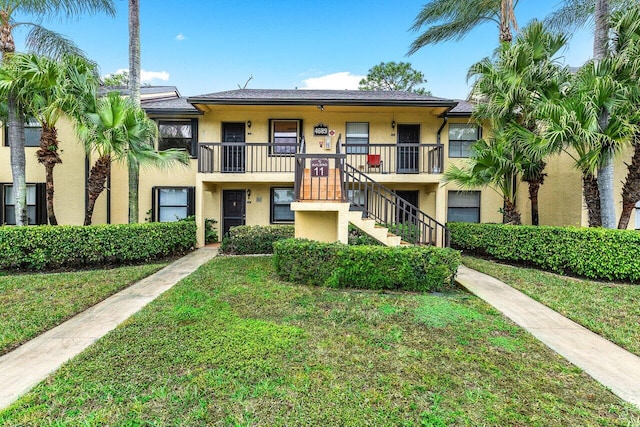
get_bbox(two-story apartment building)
[0,87,637,246]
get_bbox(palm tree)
[468,21,569,225]
[0,0,115,225]
[445,131,523,224]
[408,0,518,55]
[77,91,189,225]
[128,0,141,223]
[0,53,99,225]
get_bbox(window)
[345,122,369,154]
[271,187,294,223]
[2,183,46,225]
[448,123,479,158]
[271,120,300,155]
[4,119,42,147]
[636,201,640,230]
[158,119,198,156]
[152,187,195,222]
[347,188,366,210]
[447,191,480,223]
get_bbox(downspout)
[436,116,448,145]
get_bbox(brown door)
[222,190,246,236]
[397,124,420,173]
[222,123,246,172]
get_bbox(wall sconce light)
[391,120,396,129]
[317,105,324,111]
[246,189,251,198]
[247,120,251,128]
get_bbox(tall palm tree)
[444,131,523,224]
[77,92,189,225]
[468,21,569,225]
[408,0,518,55]
[0,53,99,225]
[0,0,115,225]
[128,0,141,224]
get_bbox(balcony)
[197,142,444,176]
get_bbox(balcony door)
[222,122,246,172]
[397,124,420,173]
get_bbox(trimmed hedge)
[273,239,461,292]
[220,225,294,255]
[0,221,196,271]
[448,222,640,282]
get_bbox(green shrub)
[0,222,196,271]
[220,225,294,255]
[448,222,640,282]
[348,224,383,246]
[273,239,460,292]
[179,215,218,243]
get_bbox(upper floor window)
[271,120,299,155]
[345,122,369,154]
[2,183,46,225]
[3,119,42,147]
[152,186,195,222]
[158,119,198,157]
[447,191,480,223]
[448,123,479,158]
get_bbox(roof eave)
[186,97,457,108]
[143,108,203,116]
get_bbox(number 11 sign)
[310,159,329,177]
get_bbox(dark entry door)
[222,123,246,172]
[395,190,419,224]
[223,190,246,236]
[397,124,420,173]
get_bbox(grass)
[462,255,640,357]
[0,263,167,355]
[1,256,638,426]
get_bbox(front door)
[395,190,419,224]
[222,123,246,172]
[222,190,246,236]
[397,124,420,173]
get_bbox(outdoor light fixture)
[247,120,251,128]
[246,189,251,198]
[391,120,396,129]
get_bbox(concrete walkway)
[0,247,218,411]
[456,265,640,409]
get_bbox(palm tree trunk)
[618,139,640,229]
[37,124,62,225]
[499,0,516,43]
[84,156,111,226]
[527,180,541,226]
[583,172,602,227]
[503,198,521,224]
[128,0,141,224]
[7,93,28,225]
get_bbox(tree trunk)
[527,180,541,226]
[499,0,516,43]
[84,156,111,226]
[37,124,62,225]
[593,0,609,60]
[7,93,27,225]
[618,139,640,229]
[128,0,141,223]
[502,198,521,225]
[598,151,617,228]
[583,172,602,227]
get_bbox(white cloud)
[141,70,170,82]
[301,72,365,90]
[176,33,186,41]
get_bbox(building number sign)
[314,124,329,136]
[310,159,329,177]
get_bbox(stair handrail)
[344,163,449,247]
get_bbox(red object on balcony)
[367,154,383,173]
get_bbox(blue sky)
[15,0,594,99]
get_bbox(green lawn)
[0,263,167,355]
[463,255,640,357]
[1,256,637,426]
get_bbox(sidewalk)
[456,265,640,409]
[0,247,218,411]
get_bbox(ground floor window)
[271,187,294,223]
[636,200,640,229]
[1,183,46,225]
[152,187,195,222]
[347,188,367,210]
[447,191,480,223]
